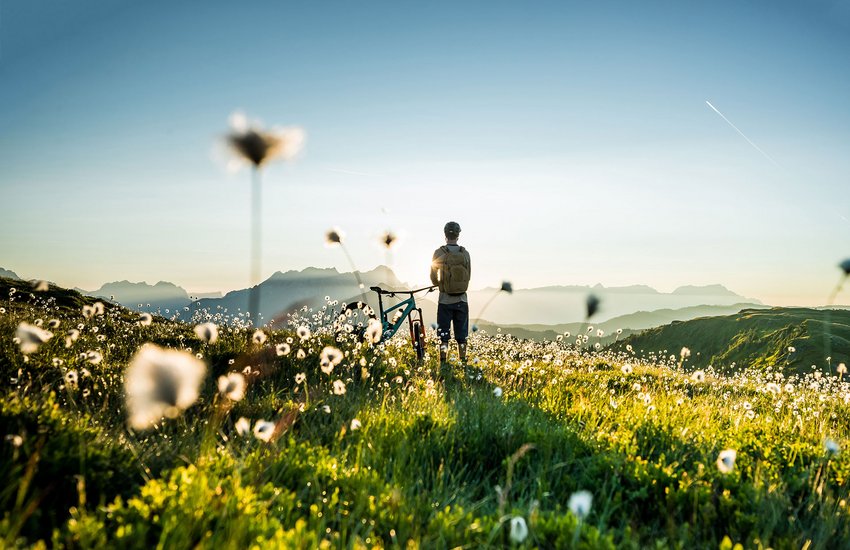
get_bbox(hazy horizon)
[2,1,849,308]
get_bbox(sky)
[1,0,849,306]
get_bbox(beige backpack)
[437,246,470,295]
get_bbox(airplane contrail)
[705,100,781,168]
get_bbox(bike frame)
[370,285,436,342]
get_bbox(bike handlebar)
[370,285,437,295]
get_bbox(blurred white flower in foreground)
[825,438,840,455]
[124,344,207,430]
[568,490,593,520]
[493,387,503,398]
[320,346,344,375]
[333,379,346,395]
[225,111,305,170]
[365,318,382,344]
[235,417,251,436]
[509,516,528,543]
[218,372,246,401]
[139,312,153,326]
[716,449,737,474]
[253,420,275,442]
[252,330,267,345]
[15,323,53,354]
[194,322,219,344]
[350,418,362,431]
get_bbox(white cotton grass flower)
[765,382,781,395]
[139,312,153,326]
[235,417,251,436]
[788,346,796,353]
[64,370,79,387]
[680,347,691,360]
[333,379,346,395]
[253,420,276,442]
[194,322,219,344]
[15,322,54,354]
[295,372,306,384]
[493,387,503,397]
[32,279,49,292]
[716,449,737,474]
[296,349,306,360]
[86,350,103,364]
[825,438,840,455]
[621,364,633,375]
[276,343,291,356]
[48,319,61,329]
[509,516,528,543]
[320,346,344,375]
[365,318,382,344]
[124,344,207,431]
[225,111,305,170]
[296,326,311,341]
[568,490,593,520]
[350,418,362,431]
[218,372,246,401]
[322,405,331,414]
[691,370,705,383]
[325,228,344,247]
[838,363,847,376]
[65,329,80,348]
[252,330,267,345]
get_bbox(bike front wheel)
[411,320,426,361]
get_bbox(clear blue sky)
[1,0,849,305]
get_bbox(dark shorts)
[437,302,469,344]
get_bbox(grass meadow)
[1,277,849,549]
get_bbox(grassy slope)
[0,279,849,549]
[610,307,850,374]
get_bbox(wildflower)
[65,329,80,348]
[296,326,311,341]
[139,312,153,326]
[680,347,691,360]
[826,438,840,455]
[296,349,306,359]
[320,346,344,374]
[325,228,344,246]
[194,322,219,344]
[838,363,847,376]
[691,370,705,383]
[509,516,528,543]
[616,328,623,335]
[569,490,593,519]
[621,364,633,375]
[500,281,513,294]
[64,370,79,386]
[15,323,53,354]
[253,420,276,442]
[333,379,346,395]
[322,405,331,413]
[218,373,246,401]
[5,434,23,447]
[840,258,850,275]
[788,346,796,353]
[350,418,362,430]
[596,329,604,338]
[380,231,397,249]
[765,382,781,395]
[295,372,306,384]
[235,417,251,436]
[275,343,291,356]
[365,318,382,344]
[716,449,737,474]
[86,350,103,364]
[32,280,49,291]
[586,294,600,318]
[225,111,305,168]
[48,319,61,329]
[124,344,207,430]
[493,387,503,397]
[252,330,267,345]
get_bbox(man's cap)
[444,221,461,236]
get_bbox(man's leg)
[455,302,469,363]
[436,303,451,364]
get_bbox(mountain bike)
[340,285,437,360]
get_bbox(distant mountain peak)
[0,267,21,280]
[671,284,739,297]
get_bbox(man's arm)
[430,250,441,286]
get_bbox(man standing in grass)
[430,221,472,369]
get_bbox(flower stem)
[249,167,262,328]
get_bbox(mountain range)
[0,265,761,329]
[609,307,850,374]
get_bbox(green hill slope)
[610,307,850,373]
